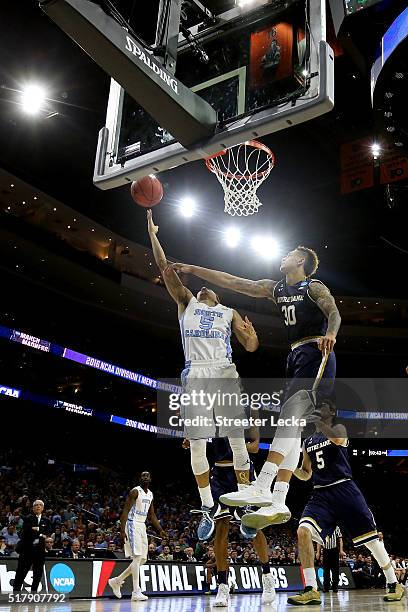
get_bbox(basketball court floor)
[1,591,406,612]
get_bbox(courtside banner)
[93,561,354,596]
[0,559,355,597]
[0,559,93,598]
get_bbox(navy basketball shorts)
[299,480,377,547]
[210,464,255,510]
[284,343,336,403]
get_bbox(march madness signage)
[0,559,355,598]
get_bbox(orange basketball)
[131,175,164,207]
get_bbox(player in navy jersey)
[183,433,276,607]
[173,247,341,522]
[287,400,405,605]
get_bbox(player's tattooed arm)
[172,263,277,299]
[294,448,313,481]
[120,488,138,541]
[232,310,259,352]
[309,281,341,353]
[147,502,166,539]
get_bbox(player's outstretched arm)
[147,209,168,272]
[309,281,341,354]
[172,263,276,299]
[120,488,138,541]
[232,310,259,352]
[294,448,313,481]
[147,503,166,539]
[146,211,193,311]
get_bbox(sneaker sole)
[242,511,292,529]
[219,494,272,508]
[287,598,321,606]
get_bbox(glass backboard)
[94,0,334,189]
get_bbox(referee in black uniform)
[13,500,52,592]
[317,526,344,592]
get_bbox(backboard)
[94,0,334,189]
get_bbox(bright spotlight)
[237,0,255,6]
[225,227,241,248]
[251,235,279,260]
[371,142,381,158]
[180,197,196,218]
[21,85,46,115]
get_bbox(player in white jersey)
[108,471,165,601]
[147,210,259,540]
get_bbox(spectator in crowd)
[1,524,20,549]
[63,539,85,559]
[148,543,158,560]
[240,551,251,564]
[173,544,185,561]
[229,551,238,564]
[44,537,54,554]
[185,547,197,562]
[0,535,11,556]
[51,526,63,549]
[94,533,107,549]
[158,546,173,561]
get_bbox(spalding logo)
[50,564,75,593]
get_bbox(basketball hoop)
[205,140,275,216]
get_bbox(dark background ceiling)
[0,0,407,299]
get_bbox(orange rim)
[205,140,275,180]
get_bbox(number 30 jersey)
[304,433,352,488]
[273,278,328,345]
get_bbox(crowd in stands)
[0,452,407,588]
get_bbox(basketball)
[131,175,164,207]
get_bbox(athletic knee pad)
[228,436,250,472]
[365,539,390,568]
[190,439,209,476]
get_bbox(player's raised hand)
[147,209,158,235]
[237,316,256,338]
[318,333,336,354]
[172,262,192,274]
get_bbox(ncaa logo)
[50,564,75,593]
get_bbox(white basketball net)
[206,140,275,216]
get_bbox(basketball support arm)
[39,0,217,148]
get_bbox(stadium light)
[251,235,280,260]
[224,227,241,248]
[371,142,381,158]
[180,197,196,218]
[237,0,256,7]
[21,84,46,115]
